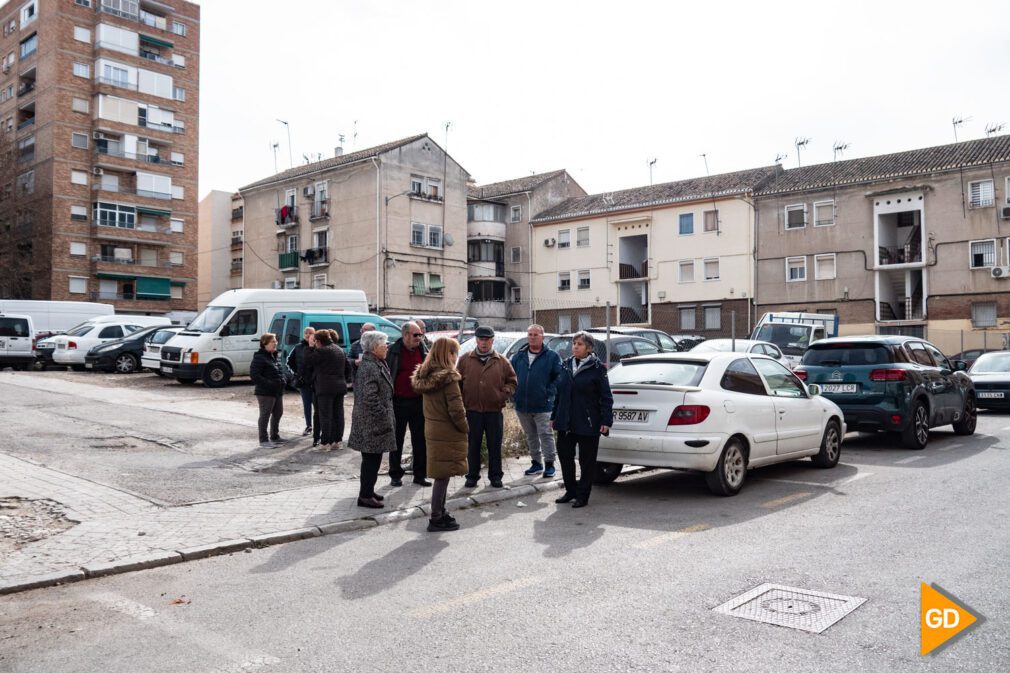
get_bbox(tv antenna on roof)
[648,158,657,185]
[774,153,788,165]
[699,153,710,176]
[270,141,279,173]
[952,115,971,142]
[985,122,1005,137]
[832,141,850,161]
[794,137,811,167]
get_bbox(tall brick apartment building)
[0,0,199,316]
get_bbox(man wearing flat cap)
[457,326,517,488]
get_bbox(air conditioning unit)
[92,167,104,176]
[271,280,282,289]
[303,185,314,197]
[544,237,556,247]
[1001,206,1010,219]
[93,131,105,140]
[991,266,1010,279]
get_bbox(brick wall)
[651,298,751,337]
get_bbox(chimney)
[334,146,344,157]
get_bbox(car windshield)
[970,352,1010,373]
[459,335,518,355]
[187,306,234,333]
[802,344,892,366]
[753,324,812,356]
[692,340,734,353]
[65,323,96,337]
[151,329,179,345]
[609,360,707,386]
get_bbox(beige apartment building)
[239,134,469,313]
[466,170,585,329]
[529,167,777,336]
[754,135,1010,353]
[197,189,241,308]
[0,0,199,315]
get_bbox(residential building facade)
[197,189,241,308]
[754,135,1010,353]
[239,134,469,314]
[466,170,585,329]
[0,0,200,314]
[530,167,777,335]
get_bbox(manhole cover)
[713,583,865,633]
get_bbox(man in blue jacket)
[511,324,563,478]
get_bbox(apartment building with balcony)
[197,189,241,308]
[754,135,1010,352]
[0,0,199,315]
[530,167,777,335]
[239,134,469,313]
[466,170,585,329]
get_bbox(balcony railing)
[878,246,922,265]
[139,50,175,66]
[618,261,648,280]
[230,262,242,275]
[310,199,330,220]
[98,255,135,265]
[96,76,137,91]
[275,206,298,227]
[96,146,168,164]
[98,3,139,21]
[231,207,244,220]
[410,191,444,203]
[302,247,328,265]
[17,81,35,96]
[17,118,35,131]
[230,237,243,248]
[278,251,299,269]
[92,183,173,201]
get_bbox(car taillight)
[190,352,199,364]
[668,405,711,425]
[793,368,807,381]
[68,341,77,349]
[869,368,906,381]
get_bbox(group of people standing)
[251,320,613,534]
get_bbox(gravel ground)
[0,498,76,554]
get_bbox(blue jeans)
[299,385,313,428]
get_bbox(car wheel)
[594,462,623,485]
[952,395,977,436]
[901,401,929,450]
[177,377,197,385]
[705,437,747,496]
[811,419,842,468]
[203,362,231,388]
[114,353,138,374]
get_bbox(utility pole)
[276,119,293,168]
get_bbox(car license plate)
[85,363,93,369]
[57,343,66,349]
[821,383,857,393]
[615,409,650,422]
[978,391,1004,399]
[162,366,173,374]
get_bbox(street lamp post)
[383,189,415,311]
[276,119,293,169]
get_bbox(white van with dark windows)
[160,289,369,387]
[0,313,36,370]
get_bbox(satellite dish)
[443,233,455,246]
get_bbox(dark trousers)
[256,394,283,443]
[299,385,313,428]
[391,397,426,481]
[557,432,600,503]
[359,452,382,498]
[317,393,345,444]
[431,477,449,518]
[466,411,504,481]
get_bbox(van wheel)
[901,401,929,450]
[177,378,197,385]
[705,437,747,496]
[594,462,623,484]
[114,353,139,374]
[203,362,231,388]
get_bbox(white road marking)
[757,478,838,488]
[634,524,710,549]
[840,472,873,485]
[895,455,925,464]
[411,577,541,618]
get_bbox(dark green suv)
[793,336,975,449]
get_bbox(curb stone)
[248,526,321,547]
[84,551,183,578]
[0,569,86,595]
[178,538,254,561]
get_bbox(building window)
[510,246,521,264]
[20,0,37,26]
[170,285,183,299]
[71,132,88,149]
[969,239,996,268]
[558,229,571,249]
[428,273,443,295]
[511,205,521,223]
[286,234,298,253]
[169,251,183,266]
[170,218,183,233]
[558,315,572,333]
[704,305,721,330]
[73,62,90,78]
[311,274,327,290]
[427,179,440,199]
[576,227,590,248]
[94,202,136,229]
[70,242,87,256]
[679,212,694,235]
[703,209,718,232]
[814,200,835,226]
[510,286,521,304]
[17,170,33,194]
[71,170,88,186]
[972,302,998,328]
[72,97,89,113]
[785,204,806,229]
[786,256,807,282]
[679,306,696,331]
[172,86,185,101]
[558,271,571,291]
[410,176,423,195]
[969,180,995,209]
[74,26,91,43]
[411,222,425,246]
[427,224,443,249]
[578,313,592,331]
[577,269,590,289]
[170,152,184,166]
[703,258,719,281]
[75,0,92,6]
[814,254,836,280]
[171,20,187,36]
[411,272,425,295]
[679,260,694,282]
[19,34,37,59]
[68,276,87,294]
[284,277,298,289]
[172,185,184,199]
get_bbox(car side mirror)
[806,383,822,397]
[954,360,967,372]
[219,325,231,337]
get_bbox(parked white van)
[50,315,172,369]
[0,300,114,334]
[159,288,368,387]
[0,313,36,370]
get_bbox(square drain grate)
[713,583,865,634]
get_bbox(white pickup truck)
[750,312,839,368]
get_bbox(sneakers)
[524,461,544,476]
[270,436,286,444]
[543,463,556,478]
[258,441,275,449]
[427,513,460,532]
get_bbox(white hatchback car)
[597,352,845,496]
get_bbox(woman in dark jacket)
[348,330,396,508]
[550,331,614,508]
[250,332,286,448]
[306,329,352,450]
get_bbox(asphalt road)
[2,410,1008,672]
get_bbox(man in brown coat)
[458,326,518,488]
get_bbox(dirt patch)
[0,498,77,553]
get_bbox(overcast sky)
[197,0,1010,199]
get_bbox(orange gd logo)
[920,583,984,656]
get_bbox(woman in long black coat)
[249,332,286,448]
[306,329,352,450]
